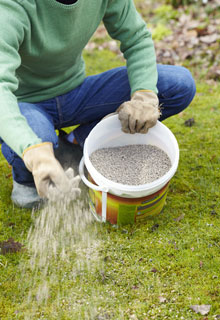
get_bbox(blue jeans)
[1,65,196,187]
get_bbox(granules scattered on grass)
[90,144,171,185]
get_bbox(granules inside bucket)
[89,144,172,185]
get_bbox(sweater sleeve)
[103,0,158,96]
[0,1,42,157]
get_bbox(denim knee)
[1,142,35,186]
[37,130,58,148]
[18,102,59,149]
[1,129,58,166]
[176,67,196,110]
[1,142,15,166]
[27,124,58,149]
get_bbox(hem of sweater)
[21,138,43,158]
[131,86,158,96]
[16,74,85,103]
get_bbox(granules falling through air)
[19,196,101,318]
[90,144,172,185]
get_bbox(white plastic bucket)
[79,115,179,225]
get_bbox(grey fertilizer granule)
[90,144,172,185]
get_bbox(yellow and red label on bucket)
[88,178,169,225]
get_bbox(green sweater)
[0,0,158,157]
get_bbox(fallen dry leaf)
[102,40,119,53]
[85,42,96,52]
[185,118,195,127]
[132,285,139,290]
[207,66,220,80]
[190,304,211,315]
[174,213,185,222]
[94,25,108,39]
[211,210,217,216]
[200,34,218,44]
[185,30,198,39]
[151,223,159,231]
[0,238,23,255]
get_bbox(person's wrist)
[23,142,54,172]
[131,89,153,97]
[22,142,52,159]
[132,90,159,107]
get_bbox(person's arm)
[0,1,42,157]
[103,0,158,95]
[0,1,80,199]
[103,0,160,134]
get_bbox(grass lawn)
[1,48,220,319]
[1,4,220,318]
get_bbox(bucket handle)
[79,157,109,223]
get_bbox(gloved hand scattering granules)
[90,144,172,185]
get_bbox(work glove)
[117,91,160,134]
[23,142,81,200]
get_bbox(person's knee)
[176,66,196,106]
[37,129,58,147]
[1,142,16,165]
[19,102,58,148]
[24,122,58,148]
[158,65,196,120]
[1,128,58,165]
[1,142,34,185]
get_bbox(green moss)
[150,23,172,41]
[153,5,180,22]
[83,49,125,76]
